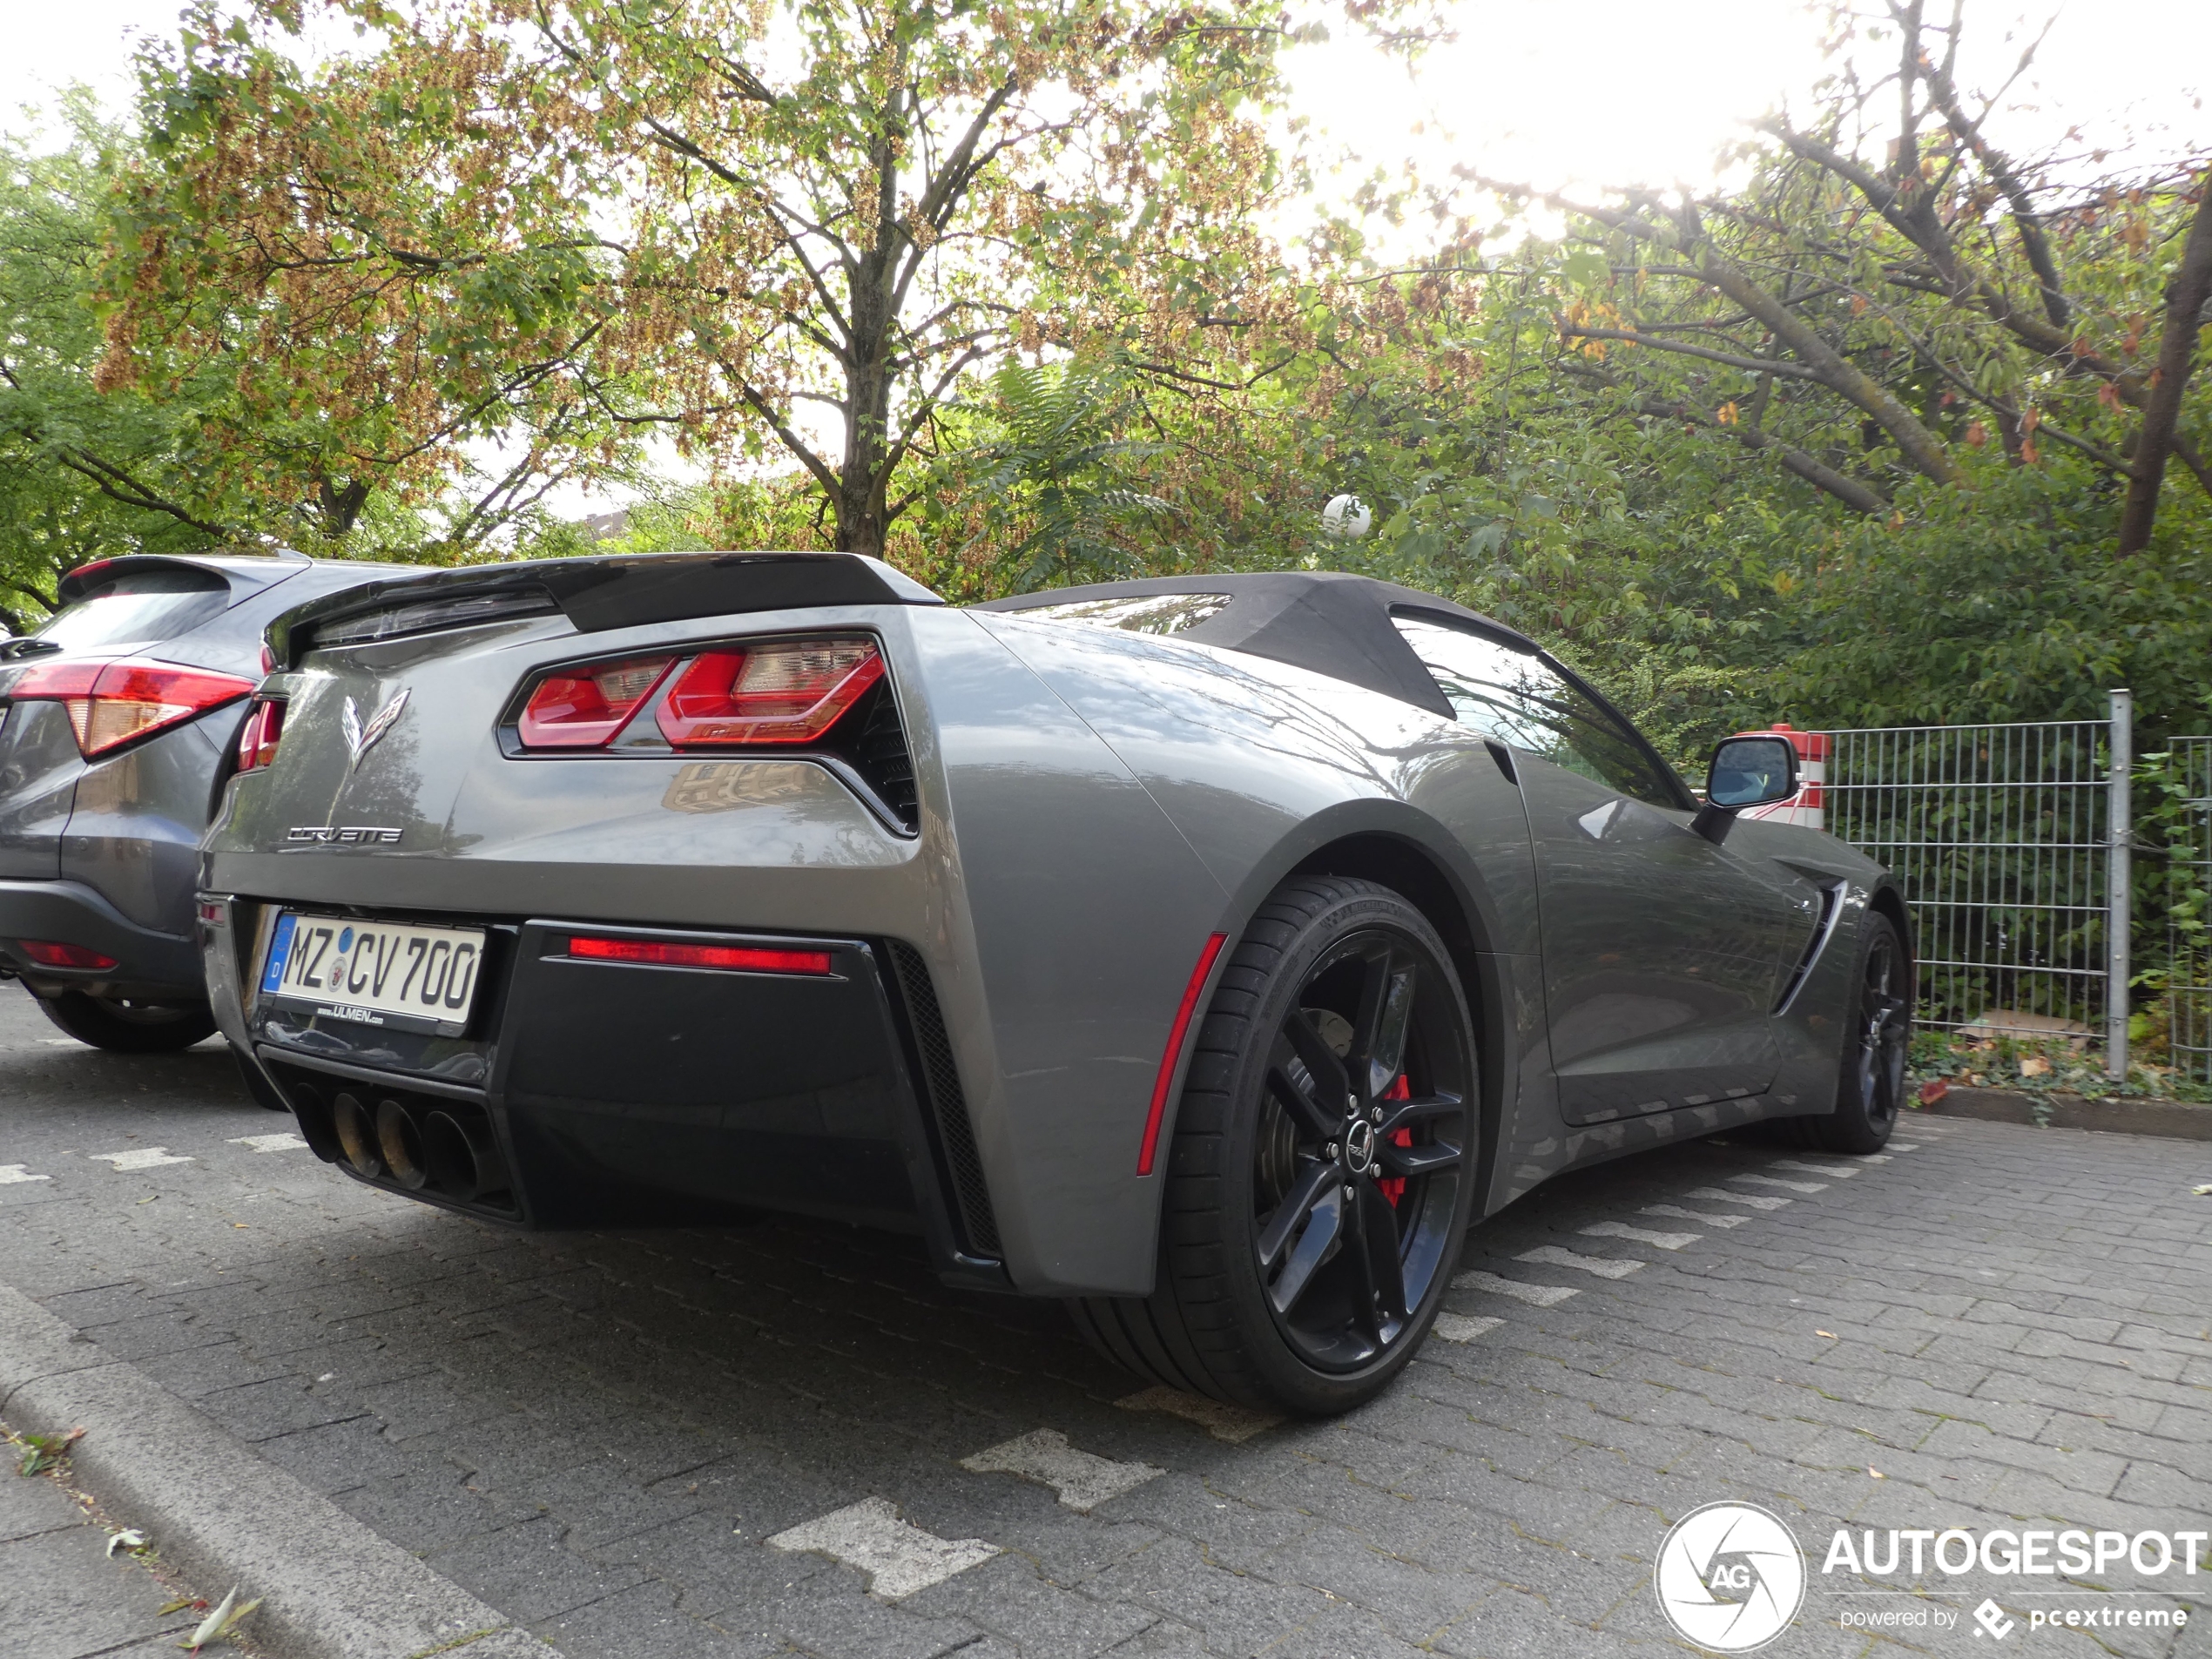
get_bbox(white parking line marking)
[87,1149,193,1171]
[1581,1221,1698,1250]
[766,1497,998,1599]
[1116,1386,1282,1443]
[1517,1245,1645,1278]
[1888,1143,1919,1152]
[1643,1204,1747,1229]
[1433,1313,1504,1342]
[1731,1172,1826,1193]
[1772,1158,1860,1177]
[1855,1154,1893,1163]
[1453,1271,1580,1306]
[1686,1186,1791,1210]
[960,1430,1161,1512]
[229,1133,310,1153]
[0,1165,51,1184]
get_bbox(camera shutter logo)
[1655,1501,1807,1652]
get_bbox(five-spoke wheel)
[1809,910,1910,1154]
[1069,876,1478,1414]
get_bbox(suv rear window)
[34,568,231,651]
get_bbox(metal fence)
[2170,736,2212,1088]
[1814,695,2130,1078]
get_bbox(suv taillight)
[236,698,286,772]
[9,658,256,758]
[656,639,883,746]
[517,655,675,749]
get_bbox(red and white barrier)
[1737,724,1827,829]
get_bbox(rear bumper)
[0,877,204,998]
[201,897,1008,1291]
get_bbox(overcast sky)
[7,0,2204,518]
[10,0,2205,203]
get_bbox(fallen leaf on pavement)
[2194,1184,2212,1197]
[1869,1467,1886,1479]
[106,1528,147,1556]
[157,1600,205,1617]
[181,1588,260,1650]
[1816,1330,1838,1339]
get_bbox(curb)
[0,1283,559,1659]
[1916,1086,2212,1142]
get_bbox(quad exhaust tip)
[285,1076,510,1209]
[376,1098,428,1190]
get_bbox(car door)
[1392,615,1811,1125]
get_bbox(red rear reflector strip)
[564,936,833,975]
[19,940,121,970]
[657,639,883,746]
[1136,931,1230,1176]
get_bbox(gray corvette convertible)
[197,554,1909,1413]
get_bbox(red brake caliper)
[1378,1075,1413,1206]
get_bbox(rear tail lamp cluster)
[515,637,884,751]
[236,698,285,772]
[6,658,256,758]
[517,655,675,747]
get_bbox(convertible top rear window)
[1393,615,1680,807]
[1014,592,1232,636]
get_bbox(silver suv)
[1,550,410,1050]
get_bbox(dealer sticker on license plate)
[259,913,486,1035]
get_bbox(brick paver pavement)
[3,982,2208,1657]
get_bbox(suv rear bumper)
[0,878,204,999]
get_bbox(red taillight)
[656,638,883,746]
[18,940,120,970]
[517,655,675,749]
[564,935,833,975]
[9,658,256,758]
[236,698,285,772]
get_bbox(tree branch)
[2117,172,2212,553]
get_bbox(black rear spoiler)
[268,551,943,667]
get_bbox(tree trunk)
[2116,174,2212,556]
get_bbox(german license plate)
[259,913,486,1035]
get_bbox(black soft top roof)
[973,571,1539,720]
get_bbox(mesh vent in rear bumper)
[884,939,1000,1258]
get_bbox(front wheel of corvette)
[35,991,218,1054]
[1070,877,1479,1416]
[1805,912,1910,1155]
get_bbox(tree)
[101,0,1352,561]
[0,102,233,627]
[1470,0,2209,557]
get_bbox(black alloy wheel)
[1809,911,1910,1154]
[1069,876,1479,1415]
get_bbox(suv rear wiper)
[0,639,62,659]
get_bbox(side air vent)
[883,939,1000,1258]
[1774,880,1846,1015]
[844,682,919,831]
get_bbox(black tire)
[1070,876,1480,1416]
[1807,912,1911,1155]
[36,991,218,1054]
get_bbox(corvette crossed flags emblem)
[342,690,409,771]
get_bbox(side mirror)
[1693,736,1799,844]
